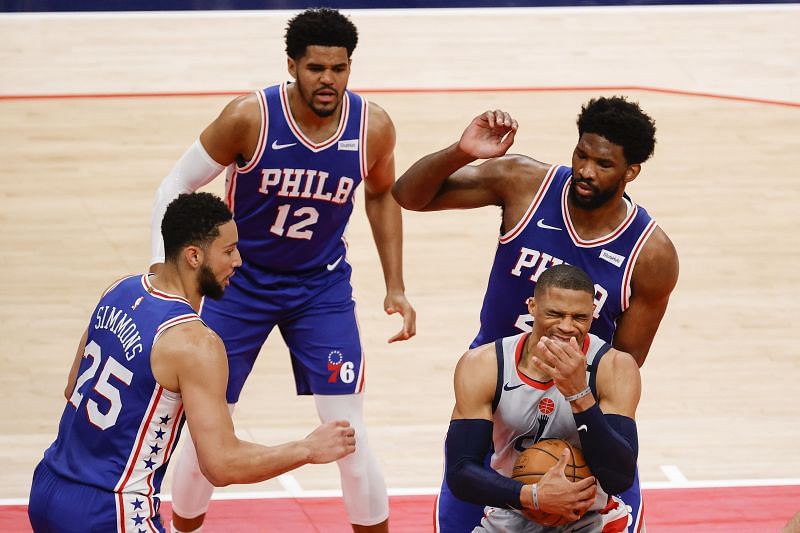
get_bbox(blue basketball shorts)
[29,461,165,533]
[436,456,644,532]
[200,257,365,403]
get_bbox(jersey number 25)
[68,340,133,430]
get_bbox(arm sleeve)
[445,418,525,509]
[573,404,638,495]
[150,139,226,265]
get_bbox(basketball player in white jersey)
[445,264,638,532]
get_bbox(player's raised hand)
[458,110,518,159]
[527,448,597,522]
[385,291,416,343]
[305,420,356,464]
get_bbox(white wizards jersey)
[490,332,612,510]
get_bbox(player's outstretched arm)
[152,323,355,486]
[392,110,520,212]
[363,102,416,343]
[149,94,259,267]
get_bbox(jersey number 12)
[270,205,319,240]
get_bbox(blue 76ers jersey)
[472,164,658,348]
[224,82,367,273]
[43,275,200,531]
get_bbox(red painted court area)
[3,485,798,532]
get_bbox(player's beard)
[198,263,225,300]
[296,77,340,118]
[568,177,622,210]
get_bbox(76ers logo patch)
[327,350,355,384]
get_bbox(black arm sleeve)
[573,404,638,495]
[445,418,525,509]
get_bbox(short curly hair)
[534,264,595,299]
[162,192,233,262]
[577,96,657,165]
[285,8,359,60]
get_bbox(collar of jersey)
[560,177,639,248]
[141,274,191,304]
[279,82,350,152]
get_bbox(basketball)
[511,439,591,526]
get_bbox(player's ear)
[624,163,641,184]
[527,296,536,315]
[287,57,297,79]
[183,245,203,269]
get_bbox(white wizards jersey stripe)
[491,332,611,512]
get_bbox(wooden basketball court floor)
[1,5,799,531]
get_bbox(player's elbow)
[196,457,236,487]
[391,182,426,211]
[445,464,473,503]
[199,464,234,487]
[595,463,636,495]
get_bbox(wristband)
[564,386,592,403]
[531,483,540,510]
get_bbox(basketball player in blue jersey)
[29,193,356,533]
[149,9,414,533]
[393,97,678,532]
[446,264,639,532]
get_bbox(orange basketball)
[511,439,592,526]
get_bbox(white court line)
[4,478,800,506]
[660,464,688,483]
[643,478,800,490]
